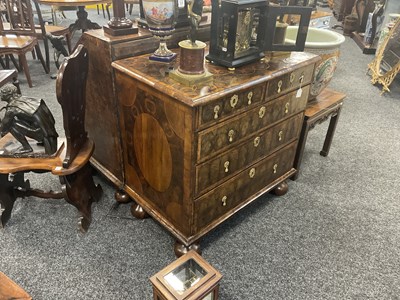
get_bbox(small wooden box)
[150,251,222,300]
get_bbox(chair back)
[0,0,36,35]
[56,44,89,168]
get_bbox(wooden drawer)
[197,85,309,162]
[266,64,314,99]
[195,113,303,196]
[197,85,264,129]
[194,142,297,231]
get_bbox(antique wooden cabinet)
[112,51,319,254]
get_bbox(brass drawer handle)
[214,105,220,119]
[247,91,253,105]
[224,161,230,173]
[228,129,235,143]
[278,130,283,141]
[277,80,283,93]
[299,74,304,84]
[221,195,227,206]
[290,72,295,83]
[230,94,238,108]
[273,163,278,174]
[249,168,256,178]
[253,136,260,147]
[258,106,266,118]
[284,102,290,114]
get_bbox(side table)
[292,88,346,180]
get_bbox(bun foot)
[115,190,131,203]
[271,181,289,196]
[174,240,202,258]
[130,203,149,219]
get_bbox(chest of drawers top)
[112,51,320,107]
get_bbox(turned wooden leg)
[60,164,103,233]
[174,240,202,258]
[131,202,149,219]
[115,190,131,203]
[0,174,17,228]
[271,181,289,196]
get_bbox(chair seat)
[0,134,94,176]
[34,24,70,36]
[0,35,36,50]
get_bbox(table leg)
[68,6,102,37]
[320,103,343,157]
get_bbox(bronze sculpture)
[187,0,204,44]
[0,84,58,156]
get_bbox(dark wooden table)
[293,88,346,180]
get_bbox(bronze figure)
[187,0,204,44]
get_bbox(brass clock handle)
[230,94,238,108]
[277,80,283,93]
[259,106,266,118]
[278,130,283,141]
[253,136,260,147]
[273,163,278,174]
[290,72,295,83]
[221,195,227,206]
[247,91,253,105]
[214,105,220,120]
[224,161,230,173]
[249,168,256,178]
[228,129,235,143]
[299,73,305,84]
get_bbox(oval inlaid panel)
[134,113,172,192]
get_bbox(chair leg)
[106,4,111,20]
[18,54,33,88]
[60,163,103,233]
[43,36,51,72]
[65,32,72,54]
[35,44,49,74]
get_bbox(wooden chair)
[32,0,72,71]
[0,44,102,232]
[0,0,49,87]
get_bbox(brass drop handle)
[299,74,304,84]
[228,129,235,143]
[221,195,227,206]
[277,80,283,93]
[290,72,295,83]
[284,102,290,114]
[273,163,278,174]
[249,168,256,178]
[230,94,238,108]
[247,91,253,105]
[278,130,283,141]
[259,106,266,118]
[224,161,230,173]
[253,136,260,147]
[214,105,220,119]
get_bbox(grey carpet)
[1,7,400,300]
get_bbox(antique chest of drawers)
[112,51,319,253]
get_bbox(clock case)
[206,0,313,68]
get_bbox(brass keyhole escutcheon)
[230,94,238,108]
[277,80,283,93]
[290,73,295,83]
[273,164,278,174]
[221,195,227,206]
[214,105,220,119]
[249,168,256,178]
[247,91,253,105]
[228,129,235,143]
[224,161,230,173]
[259,106,266,118]
[253,136,260,147]
[278,130,283,141]
[284,102,290,114]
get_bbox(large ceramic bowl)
[285,26,345,99]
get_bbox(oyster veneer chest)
[112,51,319,255]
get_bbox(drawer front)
[198,85,264,128]
[266,64,314,99]
[197,85,309,162]
[194,142,297,231]
[195,113,303,196]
